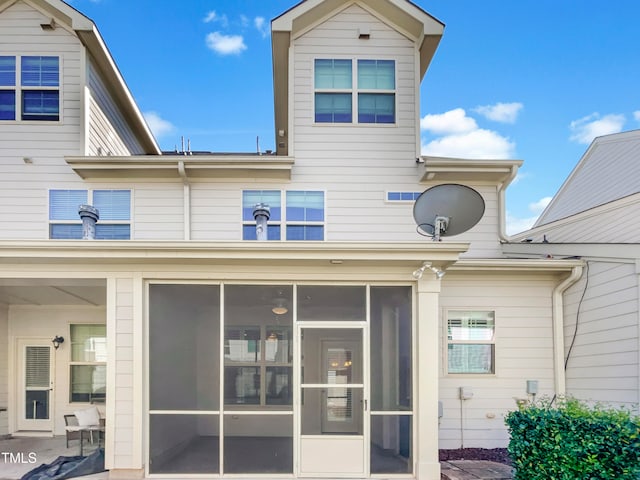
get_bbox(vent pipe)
[78,204,99,240]
[252,203,270,241]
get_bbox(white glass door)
[17,340,54,432]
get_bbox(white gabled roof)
[535,129,640,227]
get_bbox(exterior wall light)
[52,335,64,349]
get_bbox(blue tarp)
[20,448,105,480]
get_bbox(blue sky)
[70,0,640,234]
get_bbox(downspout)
[178,160,191,240]
[552,265,583,397]
[498,164,519,242]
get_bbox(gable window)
[314,58,395,124]
[242,190,325,241]
[0,55,60,121]
[447,310,495,374]
[70,324,106,403]
[49,189,131,239]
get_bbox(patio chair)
[64,414,83,448]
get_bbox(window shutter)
[25,346,50,388]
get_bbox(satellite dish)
[413,184,485,241]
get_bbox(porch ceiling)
[0,278,106,306]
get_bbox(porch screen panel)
[297,285,366,321]
[370,286,412,410]
[369,287,413,474]
[223,414,293,474]
[370,415,412,474]
[149,284,220,410]
[224,285,293,408]
[149,414,219,474]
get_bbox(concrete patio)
[1,436,513,480]
[0,436,105,480]
[441,460,514,480]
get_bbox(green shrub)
[505,397,640,480]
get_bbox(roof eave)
[76,28,161,155]
[419,156,523,184]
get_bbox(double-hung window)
[69,324,107,403]
[242,190,325,241]
[0,55,60,121]
[49,189,131,239]
[314,58,395,124]
[447,310,495,374]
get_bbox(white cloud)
[506,212,539,236]
[143,111,175,138]
[634,111,640,122]
[505,196,553,235]
[420,108,477,135]
[569,112,625,144]
[529,196,552,214]
[205,32,247,55]
[203,11,217,23]
[421,128,515,159]
[473,102,523,124]
[254,16,269,38]
[203,11,228,27]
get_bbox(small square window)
[447,311,495,374]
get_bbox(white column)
[106,275,145,478]
[416,276,441,480]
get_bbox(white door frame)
[297,323,369,478]
[15,338,55,433]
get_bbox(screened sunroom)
[147,283,413,477]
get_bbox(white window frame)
[48,188,132,239]
[0,55,62,123]
[241,189,326,241]
[385,191,422,203]
[313,57,397,125]
[69,323,107,404]
[445,310,496,375]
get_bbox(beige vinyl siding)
[191,183,241,240]
[0,304,7,436]
[563,261,639,407]
[537,130,640,226]
[514,193,640,243]
[133,183,184,240]
[87,60,146,156]
[438,273,558,449]
[262,3,503,252]
[290,4,420,239]
[0,1,84,239]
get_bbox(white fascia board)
[0,240,470,267]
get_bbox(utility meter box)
[459,386,473,400]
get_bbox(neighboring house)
[0,1,584,479]
[508,129,640,410]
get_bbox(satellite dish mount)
[413,184,485,241]
[432,216,450,242]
